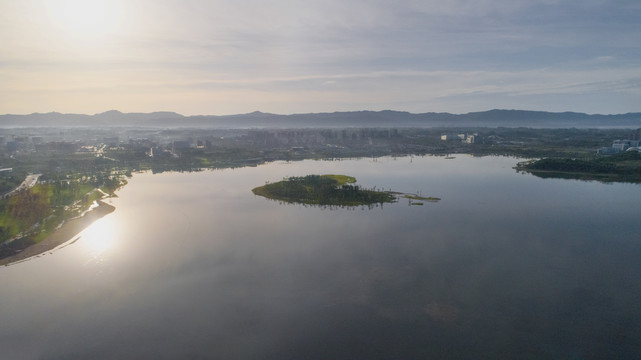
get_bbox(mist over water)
[1,156,640,359]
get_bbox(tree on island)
[252,174,439,208]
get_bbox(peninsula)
[516,151,641,182]
[0,176,123,265]
[0,200,115,266]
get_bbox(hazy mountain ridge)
[1,109,639,128]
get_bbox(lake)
[1,155,640,359]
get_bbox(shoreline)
[514,166,641,183]
[0,200,116,266]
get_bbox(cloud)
[0,0,640,115]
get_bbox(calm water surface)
[1,155,640,359]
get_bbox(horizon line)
[3,108,641,118]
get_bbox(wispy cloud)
[0,0,639,114]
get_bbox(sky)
[1,0,640,116]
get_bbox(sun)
[46,0,122,38]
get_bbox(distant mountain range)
[1,109,640,129]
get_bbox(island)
[252,174,440,207]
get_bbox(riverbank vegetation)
[252,174,442,208]
[516,151,641,182]
[0,174,125,259]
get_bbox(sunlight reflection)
[80,217,117,255]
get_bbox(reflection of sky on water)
[1,156,640,359]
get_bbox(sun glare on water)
[81,217,117,254]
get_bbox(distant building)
[441,132,478,143]
[150,147,170,158]
[440,133,458,141]
[597,147,619,155]
[172,140,191,153]
[465,135,476,144]
[79,145,97,152]
[612,142,628,152]
[597,138,641,154]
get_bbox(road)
[2,173,42,198]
